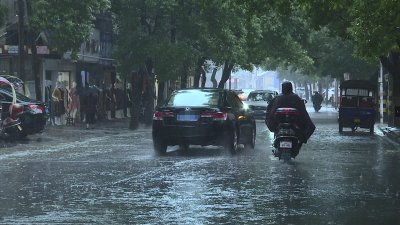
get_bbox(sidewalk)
[36,116,151,144]
[313,102,400,145]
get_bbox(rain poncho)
[265,92,315,143]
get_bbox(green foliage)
[298,0,400,66]
[0,2,7,27]
[113,0,202,81]
[28,0,111,59]
[348,0,400,63]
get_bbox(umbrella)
[0,77,11,86]
[75,85,102,97]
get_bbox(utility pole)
[380,64,384,123]
[18,0,25,81]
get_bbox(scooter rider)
[265,82,315,156]
[312,91,323,106]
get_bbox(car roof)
[175,88,226,93]
[250,90,276,93]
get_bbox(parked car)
[152,88,256,155]
[244,90,278,120]
[0,86,48,137]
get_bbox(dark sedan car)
[0,86,47,137]
[152,88,256,155]
[245,90,278,120]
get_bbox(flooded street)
[1,106,400,224]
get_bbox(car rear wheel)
[225,127,238,155]
[244,125,256,149]
[154,140,167,155]
[370,125,374,134]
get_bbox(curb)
[377,125,400,145]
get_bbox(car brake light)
[153,111,174,120]
[201,112,215,118]
[201,112,227,120]
[213,112,227,121]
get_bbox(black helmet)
[282,81,293,94]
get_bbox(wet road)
[0,106,400,224]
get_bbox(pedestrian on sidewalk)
[84,93,98,129]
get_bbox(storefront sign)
[37,46,48,54]
[8,45,18,54]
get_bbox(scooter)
[272,108,302,161]
[0,117,22,142]
[0,77,23,142]
[313,101,322,112]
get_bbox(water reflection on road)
[0,106,399,224]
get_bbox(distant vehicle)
[238,89,254,101]
[245,90,278,120]
[295,87,305,98]
[338,80,376,133]
[152,88,256,155]
[0,86,48,137]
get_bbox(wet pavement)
[0,105,400,224]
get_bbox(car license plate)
[354,119,360,122]
[280,141,292,148]
[17,125,22,131]
[177,114,198,121]
[254,110,264,115]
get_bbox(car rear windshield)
[0,86,32,102]
[247,92,274,101]
[165,90,221,107]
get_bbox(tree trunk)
[129,71,141,130]
[156,81,165,109]
[26,2,41,100]
[144,59,154,127]
[210,67,218,88]
[304,82,309,100]
[17,0,25,81]
[194,57,206,88]
[325,77,329,105]
[201,71,207,88]
[217,61,233,89]
[30,30,42,101]
[180,63,189,89]
[193,74,200,88]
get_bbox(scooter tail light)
[9,104,24,116]
[3,117,17,126]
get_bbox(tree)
[28,0,111,59]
